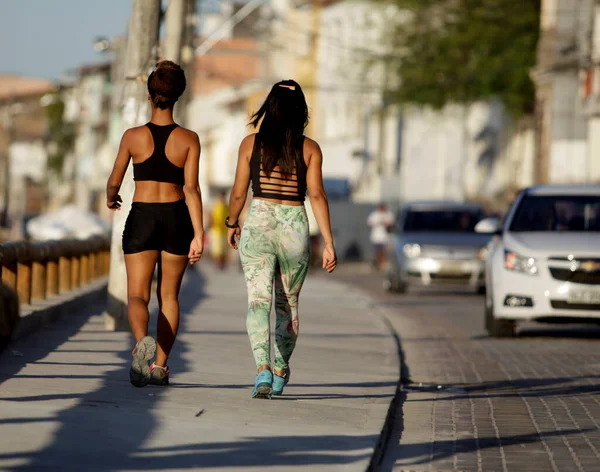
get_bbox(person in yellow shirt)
[210,191,229,270]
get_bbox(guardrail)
[0,235,111,306]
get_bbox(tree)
[383,0,541,115]
[44,93,75,178]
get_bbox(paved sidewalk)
[0,265,398,471]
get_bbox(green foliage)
[384,0,541,115]
[44,95,75,177]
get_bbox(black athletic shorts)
[122,200,194,256]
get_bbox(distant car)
[384,201,494,294]
[484,185,600,337]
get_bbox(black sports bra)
[250,134,307,202]
[133,122,184,185]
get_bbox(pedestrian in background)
[209,190,229,270]
[367,203,394,271]
[226,80,337,399]
[106,60,204,388]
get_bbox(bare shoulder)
[238,133,257,160]
[123,125,147,140]
[303,137,322,163]
[174,126,200,145]
[240,133,257,150]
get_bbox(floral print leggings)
[239,199,310,371]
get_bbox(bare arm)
[306,142,334,246]
[183,132,204,238]
[106,129,133,210]
[228,135,253,224]
[226,135,253,250]
[307,141,337,272]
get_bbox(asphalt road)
[331,263,600,472]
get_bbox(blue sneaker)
[252,370,273,399]
[272,368,290,395]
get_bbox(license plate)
[567,289,600,304]
[438,262,472,275]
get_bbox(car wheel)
[485,298,515,338]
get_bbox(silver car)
[384,201,495,294]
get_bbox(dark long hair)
[249,80,309,177]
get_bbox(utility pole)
[164,0,197,126]
[105,0,161,331]
[165,0,186,63]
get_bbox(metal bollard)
[17,261,32,305]
[31,261,46,301]
[58,256,71,293]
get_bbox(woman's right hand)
[107,194,122,211]
[322,243,337,273]
[188,235,204,265]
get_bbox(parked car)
[384,201,495,294]
[484,185,600,337]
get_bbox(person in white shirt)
[367,203,394,271]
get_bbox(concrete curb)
[12,278,108,342]
[321,271,405,472]
[367,310,404,472]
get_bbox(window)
[403,208,485,233]
[510,195,600,232]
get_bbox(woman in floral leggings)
[226,80,337,399]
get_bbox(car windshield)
[509,195,600,232]
[402,209,484,232]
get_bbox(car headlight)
[477,246,489,261]
[403,243,421,258]
[504,250,538,275]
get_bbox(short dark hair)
[147,60,186,109]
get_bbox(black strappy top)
[250,134,308,202]
[133,122,184,186]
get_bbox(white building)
[187,36,264,202]
[316,0,536,208]
[535,0,594,184]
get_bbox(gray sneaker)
[130,336,156,388]
[149,363,170,386]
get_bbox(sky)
[0,1,148,81]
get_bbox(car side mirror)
[475,217,500,234]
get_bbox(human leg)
[124,250,159,387]
[124,251,160,341]
[154,251,188,368]
[273,206,310,375]
[239,201,279,372]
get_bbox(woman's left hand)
[228,227,241,250]
[188,235,204,265]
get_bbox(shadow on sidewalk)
[0,299,106,386]
[4,266,204,471]
[1,266,383,470]
[0,434,376,469]
[386,428,591,467]
[403,375,600,403]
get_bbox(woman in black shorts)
[106,60,204,387]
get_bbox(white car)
[484,185,600,337]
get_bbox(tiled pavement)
[332,264,600,472]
